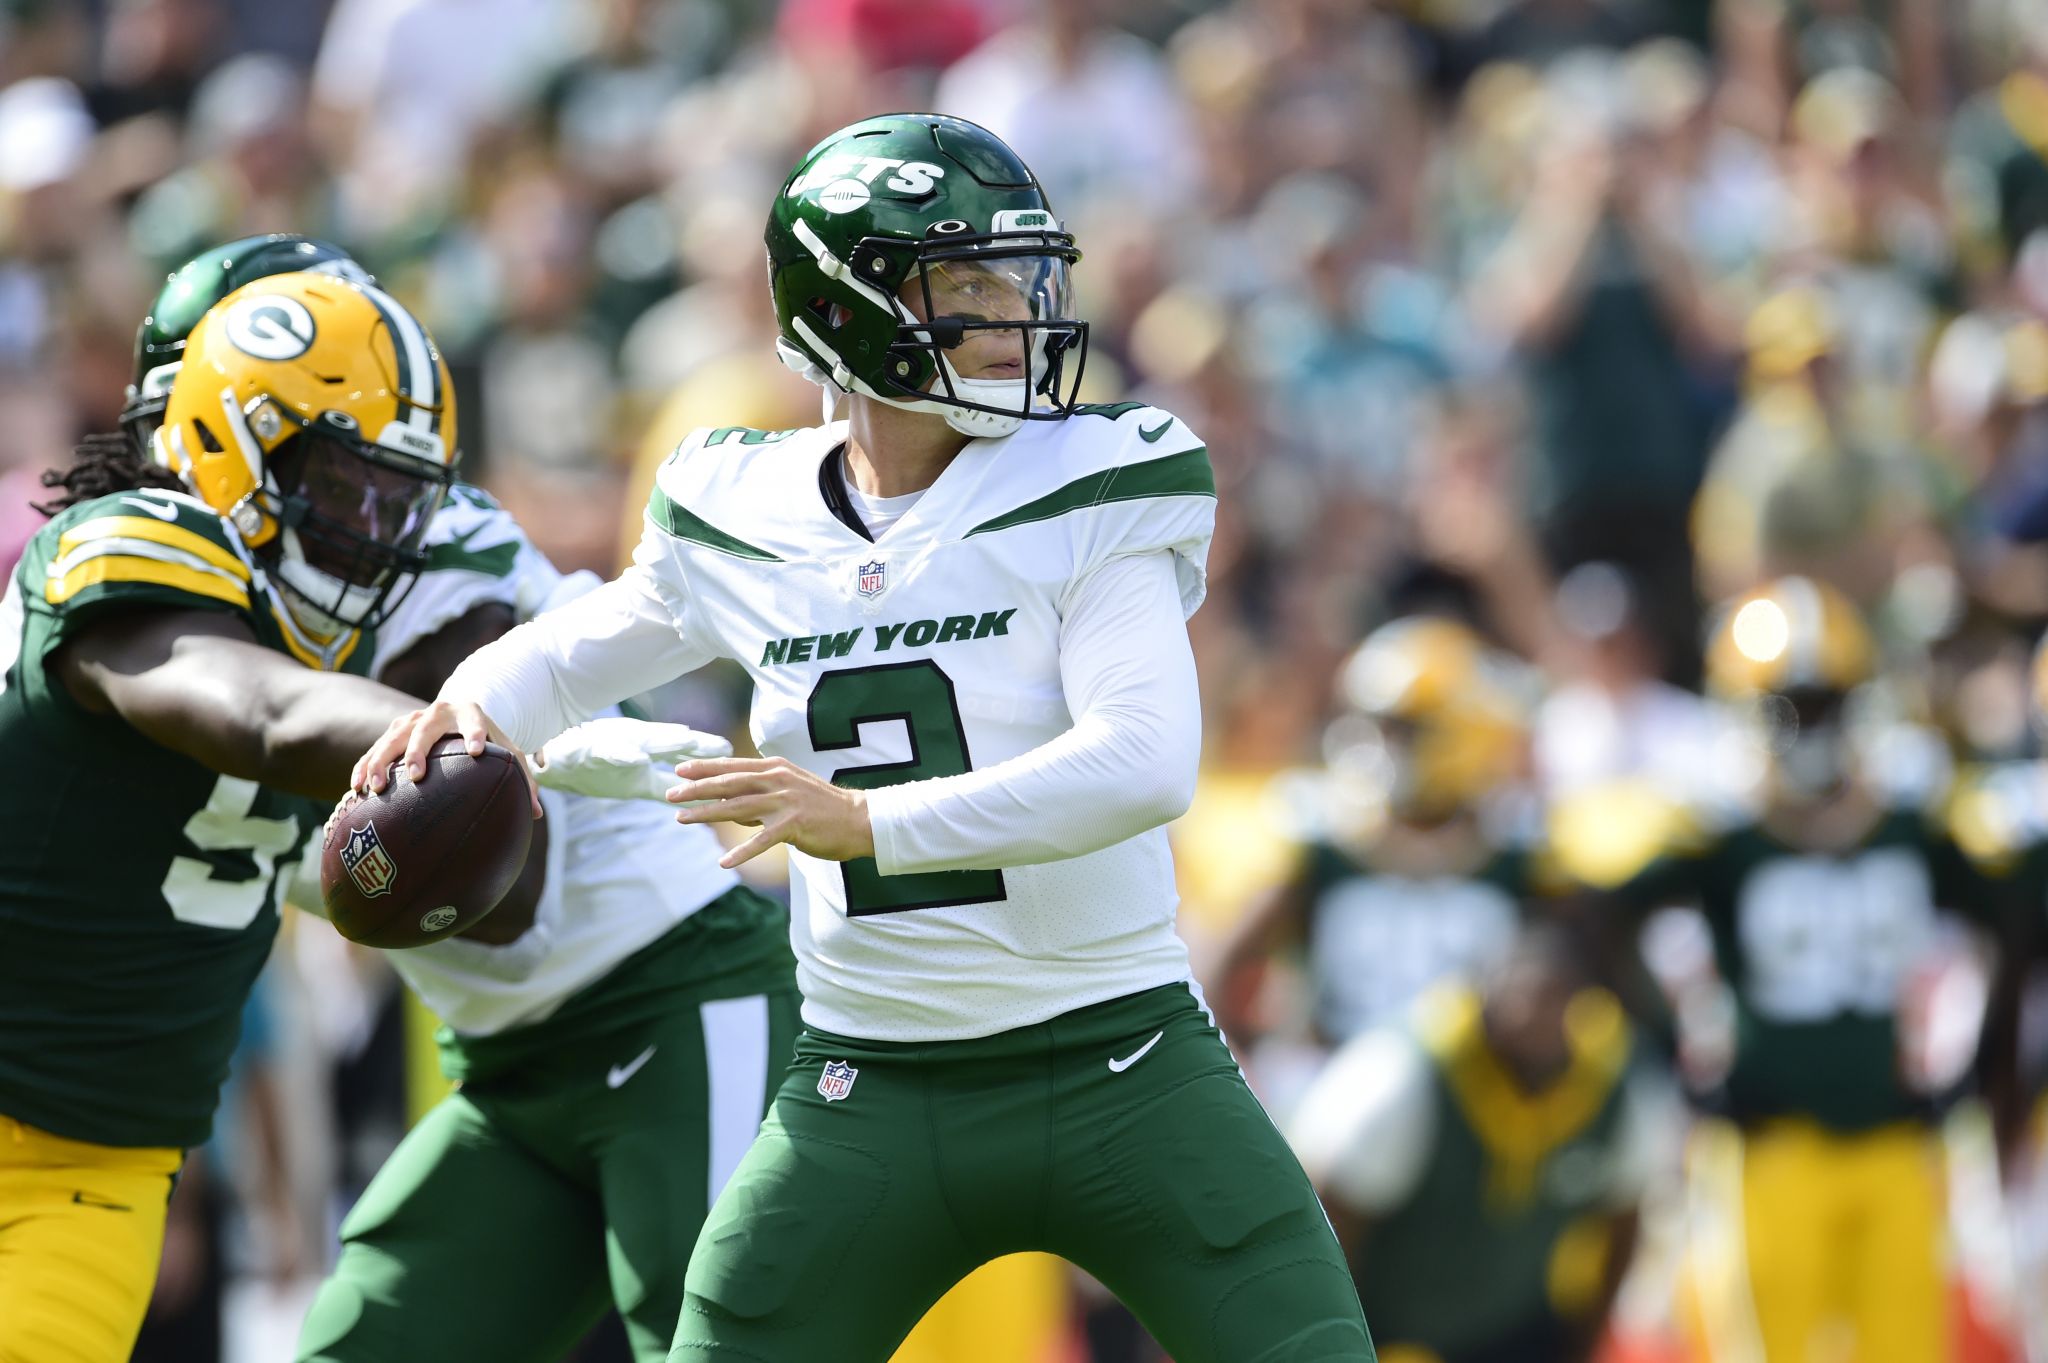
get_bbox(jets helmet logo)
[339,823,396,898]
[817,1060,858,1102]
[221,294,317,361]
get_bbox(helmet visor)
[269,429,447,590]
[891,231,1088,419]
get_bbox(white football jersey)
[636,404,1214,1040]
[369,486,738,1035]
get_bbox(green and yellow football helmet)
[1706,576,1876,798]
[766,113,1086,439]
[1328,616,1528,823]
[154,271,457,629]
[1705,576,1873,700]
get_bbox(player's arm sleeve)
[1285,1030,1437,1213]
[865,549,1199,874]
[1601,1072,1677,1210]
[438,530,719,754]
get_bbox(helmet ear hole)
[193,418,224,454]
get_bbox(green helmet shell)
[121,234,372,452]
[765,113,1086,436]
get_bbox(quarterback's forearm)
[441,566,715,752]
[867,552,1199,874]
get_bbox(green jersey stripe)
[649,487,784,562]
[964,446,1214,538]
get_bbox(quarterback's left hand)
[668,756,874,869]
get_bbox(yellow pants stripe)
[0,1114,181,1363]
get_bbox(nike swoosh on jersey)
[1138,419,1174,443]
[607,1045,657,1089]
[1107,1031,1165,1073]
[120,496,180,521]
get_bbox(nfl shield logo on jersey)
[855,560,886,598]
[340,824,397,898]
[817,1060,858,1102]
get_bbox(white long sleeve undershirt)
[440,547,1202,875]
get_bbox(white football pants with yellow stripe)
[0,1113,180,1363]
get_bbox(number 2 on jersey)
[809,661,1007,915]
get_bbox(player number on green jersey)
[809,660,1007,915]
[1736,849,1935,1021]
[162,774,302,929]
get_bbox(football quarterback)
[359,114,1375,1361]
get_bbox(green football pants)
[670,982,1376,1362]
[296,983,802,1363]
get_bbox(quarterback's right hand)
[352,700,543,817]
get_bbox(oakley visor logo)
[222,295,317,361]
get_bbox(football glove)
[526,717,733,802]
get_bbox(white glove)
[526,717,733,802]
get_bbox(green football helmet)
[121,234,372,455]
[765,113,1086,439]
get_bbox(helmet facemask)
[780,220,1087,440]
[255,410,450,631]
[1752,685,1858,802]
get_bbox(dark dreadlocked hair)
[35,433,187,518]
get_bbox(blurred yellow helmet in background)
[1332,616,1528,820]
[1705,575,1874,700]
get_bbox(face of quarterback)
[899,257,1044,382]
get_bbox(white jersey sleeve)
[440,527,723,754]
[1062,409,1213,618]
[868,548,1198,873]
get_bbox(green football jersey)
[1299,838,1537,1043]
[1356,989,1637,1359]
[0,488,370,1149]
[1616,806,1984,1132]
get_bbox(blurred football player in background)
[1584,577,2005,1363]
[1290,924,1661,1363]
[1210,615,1547,1114]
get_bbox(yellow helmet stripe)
[46,555,250,610]
[56,517,251,581]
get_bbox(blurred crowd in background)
[16,0,2048,1359]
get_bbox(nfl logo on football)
[855,560,886,599]
[817,1060,858,1102]
[340,824,397,898]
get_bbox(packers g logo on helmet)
[155,271,457,631]
[221,294,317,361]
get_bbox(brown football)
[320,736,533,949]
